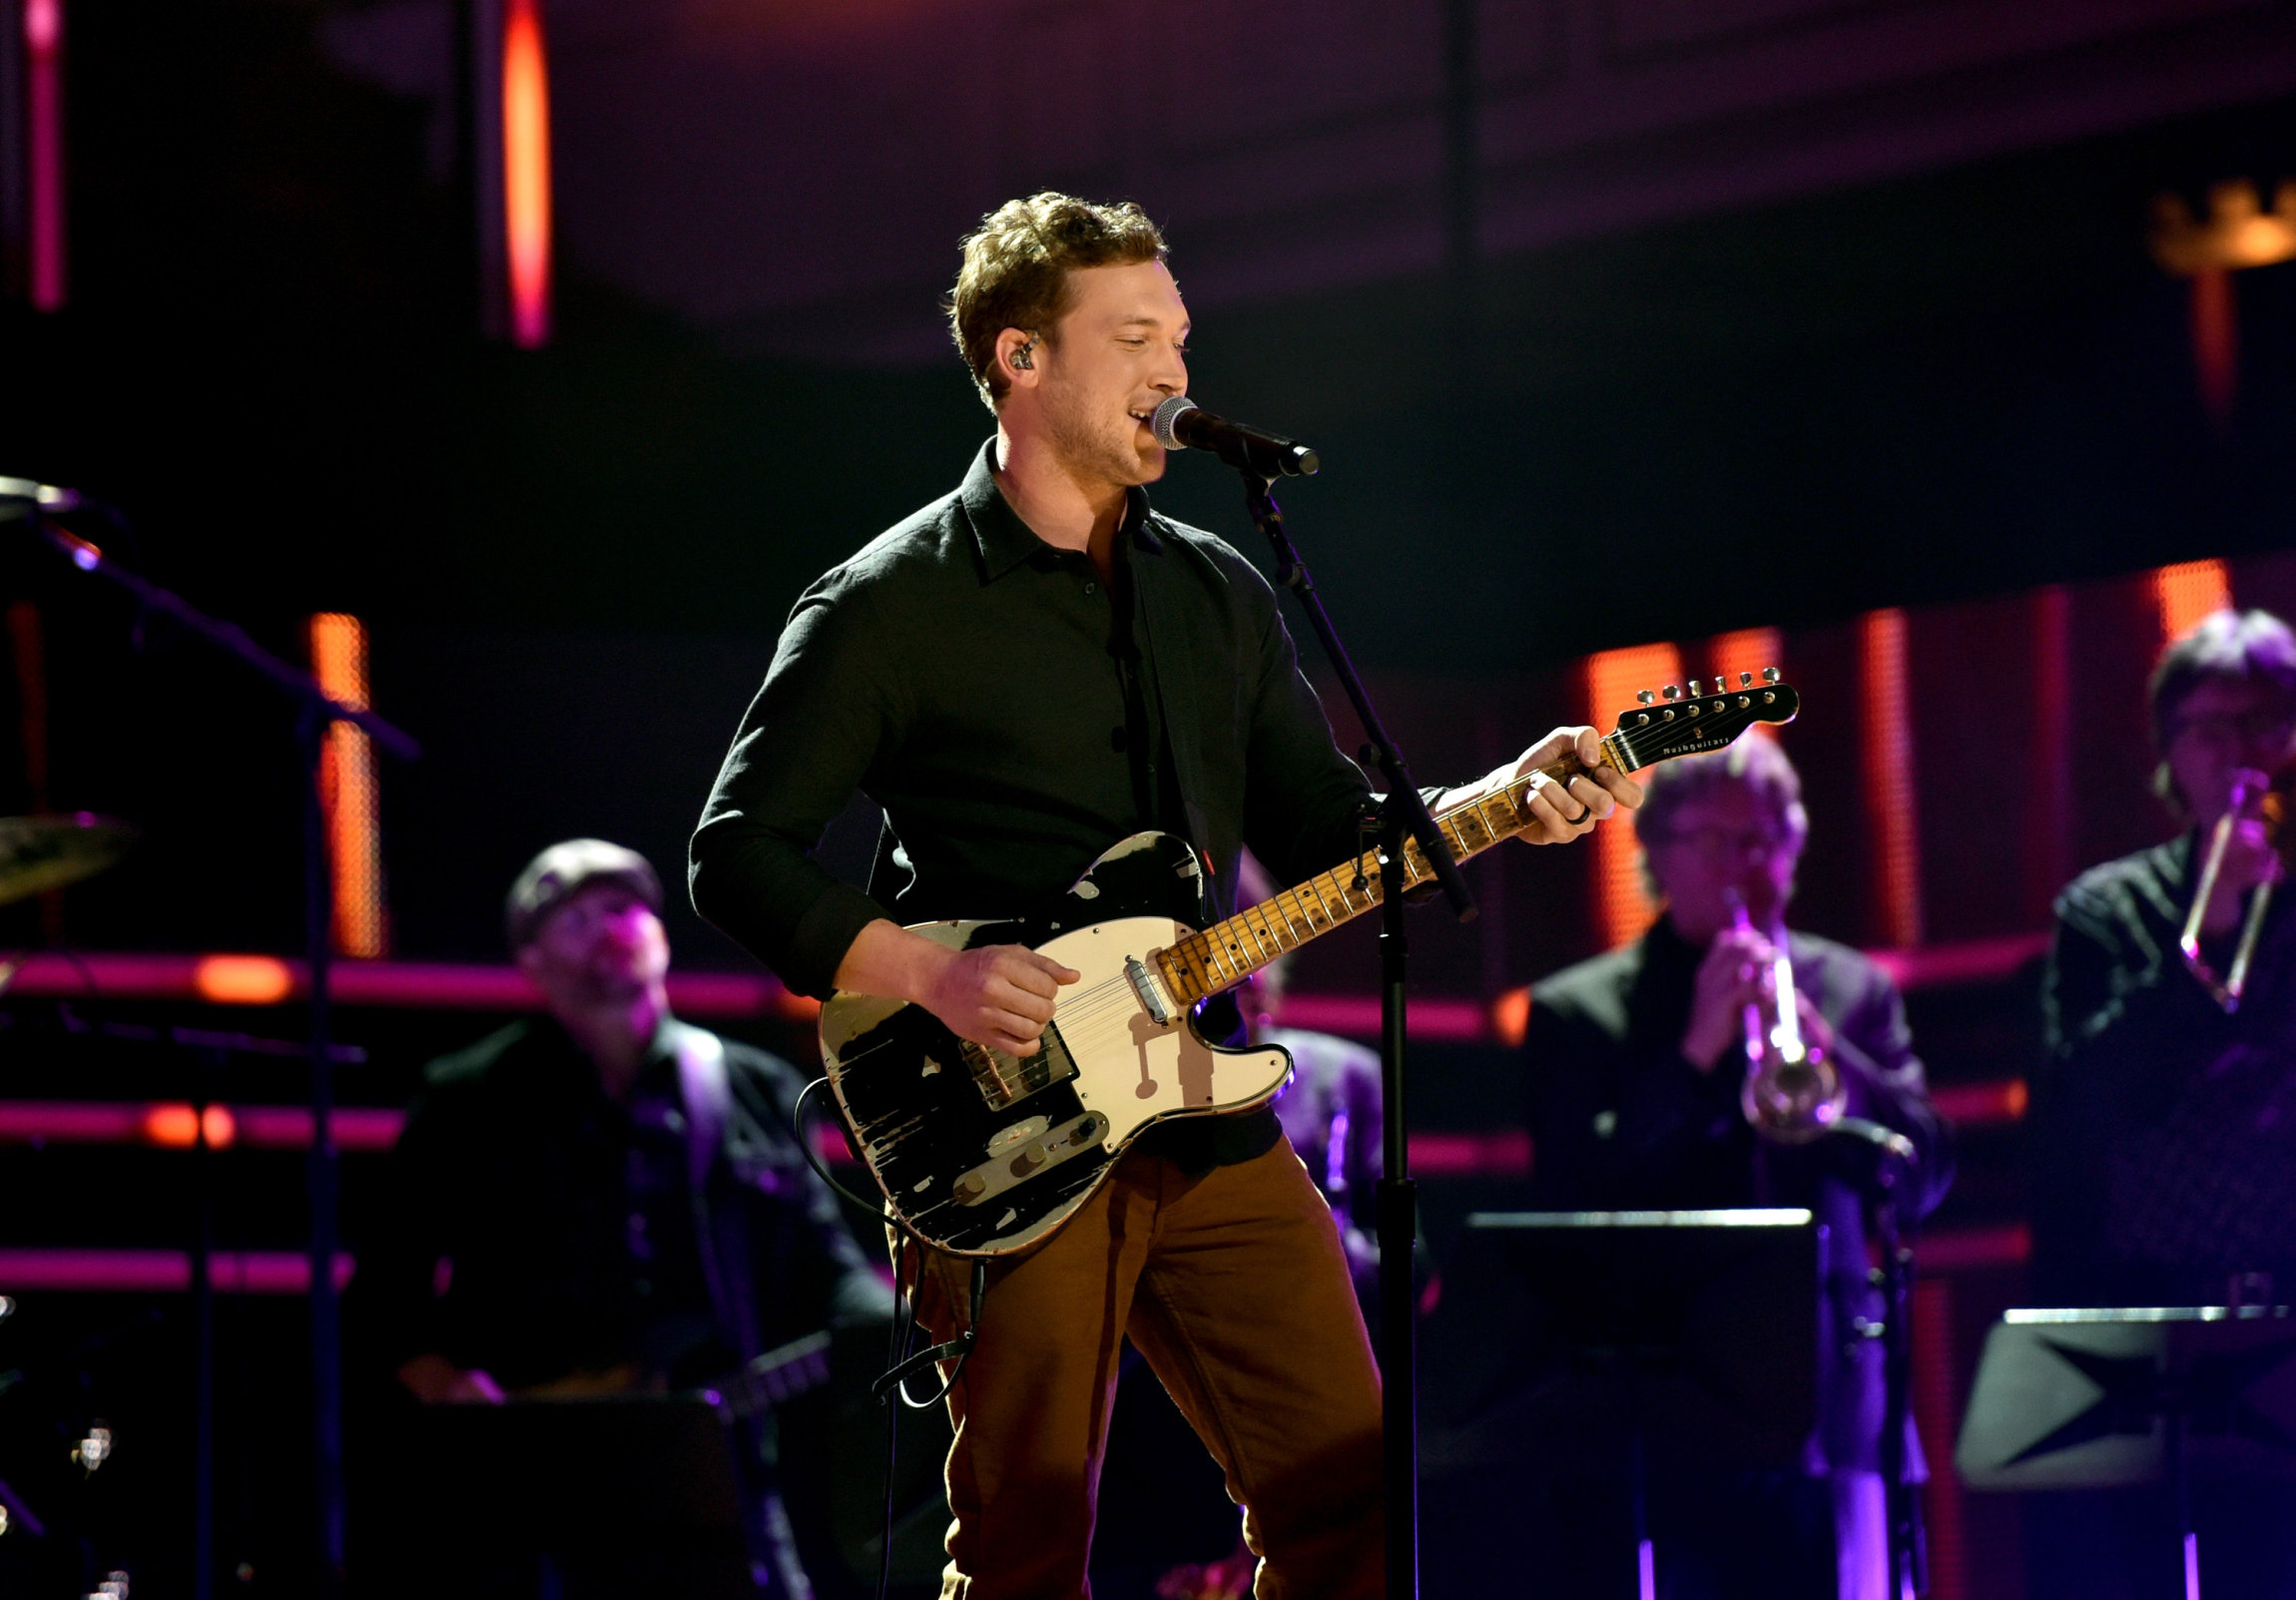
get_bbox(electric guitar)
[820,674,1801,1257]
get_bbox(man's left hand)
[1505,727,1644,843]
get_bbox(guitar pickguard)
[821,832,1295,1257]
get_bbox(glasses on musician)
[1646,825,1797,859]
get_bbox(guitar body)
[820,831,1294,1258]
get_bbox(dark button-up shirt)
[2033,832,2296,1306]
[353,1016,885,1392]
[1522,916,1952,1474]
[689,439,1376,1003]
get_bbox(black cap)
[504,838,663,950]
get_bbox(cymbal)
[0,813,137,905]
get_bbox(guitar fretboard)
[1155,731,1637,1006]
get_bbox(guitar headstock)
[1607,669,1799,773]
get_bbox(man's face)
[2162,676,2296,827]
[1027,259,1190,492]
[516,881,669,1010]
[1642,781,1803,946]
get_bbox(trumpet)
[2178,765,2290,1012]
[1728,893,1847,1143]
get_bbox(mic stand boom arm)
[1239,470,1472,1600]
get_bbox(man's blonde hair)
[946,193,1167,410]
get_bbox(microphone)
[1149,397,1320,479]
[0,476,82,511]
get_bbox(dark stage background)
[5,1,2296,1596]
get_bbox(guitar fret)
[1239,914,1273,965]
[1252,903,1287,954]
[1275,894,1308,943]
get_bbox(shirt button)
[1083,582,1097,595]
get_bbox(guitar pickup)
[949,1112,1108,1207]
[1126,954,1174,1026]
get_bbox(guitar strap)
[673,1023,763,1362]
[676,1024,817,1599]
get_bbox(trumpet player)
[1522,737,1952,1600]
[2024,607,2296,1600]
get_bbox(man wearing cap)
[352,838,892,1597]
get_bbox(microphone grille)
[1149,396,1198,451]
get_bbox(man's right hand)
[1682,925,1773,1073]
[836,920,1080,1055]
[921,941,1081,1056]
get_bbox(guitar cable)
[790,1075,988,1600]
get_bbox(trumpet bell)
[1742,1051,1848,1144]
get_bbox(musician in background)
[350,839,891,1599]
[2026,608,2296,1598]
[1521,739,1951,1600]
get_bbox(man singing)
[1521,739,1951,1600]
[691,191,1640,1599]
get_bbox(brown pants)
[903,1139,1386,1600]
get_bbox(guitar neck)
[1156,732,1639,1008]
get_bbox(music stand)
[1422,1210,1820,1600]
[1956,1306,2296,1599]
[372,1395,754,1599]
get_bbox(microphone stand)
[9,497,418,1597]
[1238,471,1474,1600]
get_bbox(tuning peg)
[1636,689,1655,706]
[1738,671,1754,688]
[1688,679,1704,697]
[1761,667,1780,684]
[1662,685,1682,701]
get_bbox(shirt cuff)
[786,881,893,1000]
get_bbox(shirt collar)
[958,436,1164,583]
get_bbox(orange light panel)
[1583,642,1683,949]
[143,1104,236,1150]
[309,615,389,958]
[194,955,295,1005]
[2152,559,2232,646]
[502,0,553,348]
[1489,985,1531,1049]
[1860,609,1924,949]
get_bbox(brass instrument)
[1729,893,1847,1143]
[2178,765,2291,1012]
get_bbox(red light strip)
[0,1229,2035,1294]
[0,1249,353,1295]
[309,615,389,958]
[22,0,64,308]
[1912,1279,1970,1600]
[0,1100,406,1151]
[0,951,816,1018]
[501,0,552,347]
[1861,609,1924,948]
